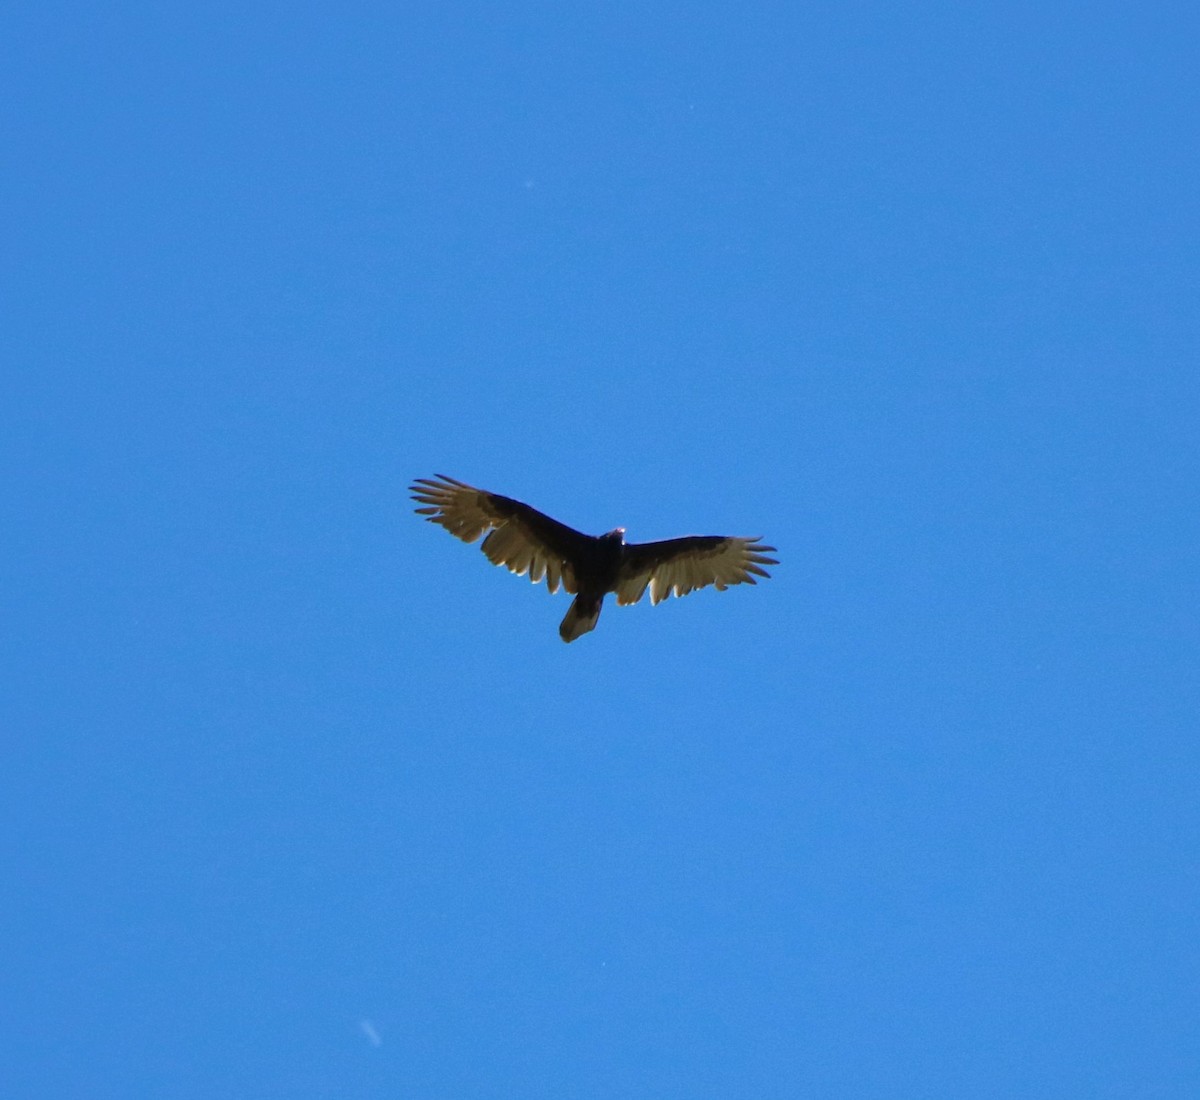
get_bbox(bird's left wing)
[410,474,589,593]
[614,535,778,606]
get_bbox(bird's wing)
[614,535,778,606]
[410,474,589,594]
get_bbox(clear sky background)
[4,2,1198,1096]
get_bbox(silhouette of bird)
[411,474,778,642]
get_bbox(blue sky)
[4,2,1198,1096]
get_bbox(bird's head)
[602,527,627,545]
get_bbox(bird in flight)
[410,474,778,642]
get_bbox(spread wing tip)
[410,473,472,488]
[743,538,778,568]
[410,475,482,515]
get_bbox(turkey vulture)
[410,474,778,642]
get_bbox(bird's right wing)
[410,474,588,593]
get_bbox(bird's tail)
[559,594,603,643]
